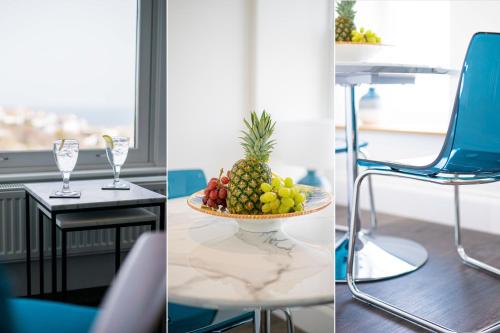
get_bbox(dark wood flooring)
[336,206,500,333]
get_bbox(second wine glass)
[103,136,130,190]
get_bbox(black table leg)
[51,213,57,295]
[115,227,121,273]
[25,194,31,296]
[38,209,44,296]
[62,230,67,299]
[159,202,165,231]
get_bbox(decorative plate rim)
[187,185,333,220]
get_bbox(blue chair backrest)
[167,169,207,199]
[436,32,500,174]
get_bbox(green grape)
[367,37,376,44]
[278,204,289,214]
[271,177,281,188]
[278,187,291,198]
[290,187,299,197]
[260,192,277,203]
[360,27,365,33]
[294,193,305,204]
[294,204,304,212]
[270,198,280,210]
[284,177,294,188]
[376,36,381,43]
[260,183,272,193]
[272,208,279,214]
[281,197,295,208]
[262,203,271,213]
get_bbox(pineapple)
[227,111,275,215]
[335,0,356,42]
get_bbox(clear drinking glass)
[104,136,130,189]
[52,139,80,197]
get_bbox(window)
[0,0,165,173]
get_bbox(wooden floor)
[336,206,500,333]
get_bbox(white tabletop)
[25,180,165,212]
[168,197,334,310]
[335,61,457,85]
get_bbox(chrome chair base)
[347,169,500,333]
[336,230,428,282]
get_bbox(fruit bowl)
[187,185,332,233]
[335,42,388,62]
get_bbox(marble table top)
[25,179,165,212]
[168,197,334,310]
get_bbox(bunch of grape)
[202,169,229,210]
[351,27,381,44]
[259,176,306,214]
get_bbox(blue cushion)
[8,298,98,333]
[168,303,216,333]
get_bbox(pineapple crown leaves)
[239,111,276,163]
[336,0,356,20]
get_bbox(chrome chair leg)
[347,169,500,333]
[279,308,295,333]
[253,309,271,333]
[359,149,378,231]
[454,185,500,276]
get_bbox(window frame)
[0,0,165,175]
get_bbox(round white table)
[168,197,334,332]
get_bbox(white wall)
[167,0,252,177]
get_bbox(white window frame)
[0,0,165,175]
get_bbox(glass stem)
[113,166,121,185]
[62,172,71,193]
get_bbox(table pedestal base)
[336,230,428,282]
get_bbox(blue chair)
[167,169,254,333]
[1,232,165,333]
[347,32,500,332]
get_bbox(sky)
[0,0,137,120]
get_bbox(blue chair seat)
[9,298,98,333]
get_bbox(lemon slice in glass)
[102,135,114,149]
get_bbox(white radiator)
[0,181,165,263]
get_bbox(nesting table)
[168,197,334,332]
[24,179,166,296]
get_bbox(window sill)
[335,124,446,136]
[0,166,165,184]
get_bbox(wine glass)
[104,136,130,189]
[52,139,80,197]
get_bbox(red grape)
[209,190,218,200]
[207,198,215,207]
[202,197,208,205]
[221,176,229,185]
[204,188,210,197]
[207,180,217,190]
[218,187,227,199]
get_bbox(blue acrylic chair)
[167,169,254,333]
[347,32,500,333]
